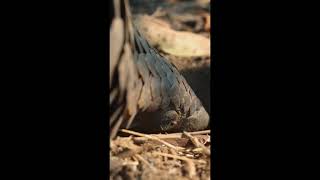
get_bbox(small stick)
[151,130,211,139]
[153,152,207,164]
[120,129,185,151]
[121,129,210,141]
[183,131,210,156]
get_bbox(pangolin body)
[110,0,209,138]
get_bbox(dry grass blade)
[153,152,207,164]
[183,131,210,156]
[120,129,185,151]
[130,130,211,141]
[119,130,210,147]
[153,130,211,139]
[183,131,201,147]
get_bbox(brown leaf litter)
[110,129,211,180]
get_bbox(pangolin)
[109,0,209,139]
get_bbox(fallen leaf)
[134,15,210,57]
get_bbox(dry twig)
[120,129,185,151]
[183,131,210,156]
[153,152,207,164]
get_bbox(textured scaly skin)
[109,0,209,138]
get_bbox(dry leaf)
[134,15,210,57]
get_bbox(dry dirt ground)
[110,1,211,179]
[110,130,211,180]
